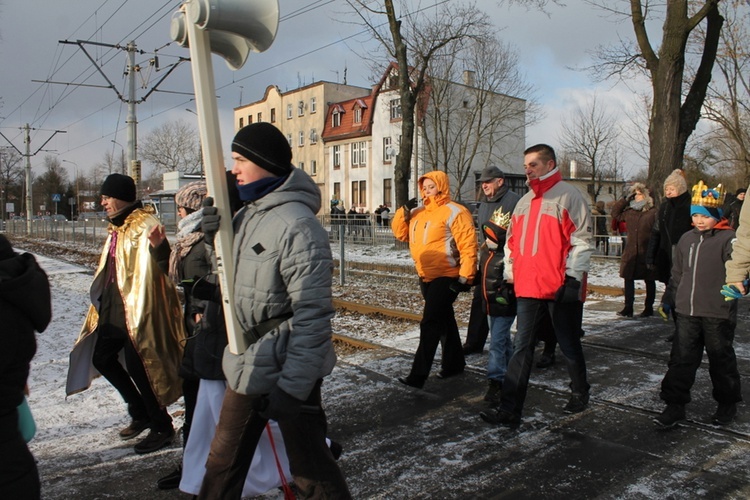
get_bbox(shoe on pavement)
[536,353,556,369]
[479,408,520,428]
[653,404,685,428]
[712,403,737,426]
[436,368,465,379]
[119,419,150,441]
[564,393,590,414]
[617,306,633,318]
[134,428,175,454]
[483,380,503,404]
[329,440,343,460]
[397,376,424,389]
[157,466,182,490]
[462,344,482,355]
[638,306,654,318]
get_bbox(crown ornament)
[691,180,725,208]
[489,207,512,230]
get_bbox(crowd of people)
[4,121,750,498]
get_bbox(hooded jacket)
[504,168,594,299]
[0,252,51,412]
[611,187,657,280]
[391,170,478,283]
[726,184,750,284]
[222,168,337,402]
[66,204,186,406]
[669,220,736,320]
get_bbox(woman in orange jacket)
[391,170,478,389]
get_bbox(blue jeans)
[500,298,589,418]
[487,315,515,382]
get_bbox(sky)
[0,0,652,181]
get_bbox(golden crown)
[691,180,725,208]
[489,207,512,230]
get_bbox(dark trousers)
[92,330,172,432]
[623,279,656,309]
[0,409,40,500]
[660,314,742,405]
[408,277,465,383]
[198,382,351,500]
[182,377,200,447]
[464,280,490,352]
[501,298,589,417]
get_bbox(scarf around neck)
[168,208,204,283]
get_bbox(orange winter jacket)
[391,170,478,283]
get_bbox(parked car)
[52,214,68,222]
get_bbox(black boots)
[617,305,633,317]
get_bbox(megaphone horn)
[171,10,252,70]
[186,0,279,54]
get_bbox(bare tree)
[33,155,69,215]
[558,95,620,203]
[589,0,724,199]
[0,148,24,219]
[139,119,202,176]
[421,34,537,200]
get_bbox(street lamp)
[62,160,80,219]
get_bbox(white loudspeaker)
[171,11,252,70]
[187,0,279,53]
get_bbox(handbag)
[18,396,37,443]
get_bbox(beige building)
[233,82,370,210]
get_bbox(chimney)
[462,70,475,87]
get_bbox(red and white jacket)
[503,168,594,300]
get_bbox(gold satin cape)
[66,206,186,407]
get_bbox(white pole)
[184,10,246,354]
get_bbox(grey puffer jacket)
[223,168,336,401]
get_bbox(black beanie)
[231,123,292,177]
[101,173,136,202]
[0,234,15,260]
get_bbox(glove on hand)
[495,281,515,305]
[405,197,418,210]
[721,279,750,301]
[554,276,581,303]
[449,278,472,295]
[201,197,220,245]
[657,303,671,321]
[256,386,303,422]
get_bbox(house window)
[383,178,392,205]
[287,103,293,119]
[311,160,317,176]
[309,129,318,144]
[298,101,304,116]
[298,131,304,147]
[359,141,367,167]
[310,97,317,113]
[383,137,394,162]
[354,107,362,124]
[351,142,360,167]
[270,108,276,123]
[248,115,253,124]
[351,181,366,208]
[286,134,292,147]
[257,112,262,122]
[351,182,359,207]
[298,162,304,172]
[390,98,402,120]
[332,111,341,127]
[333,182,340,202]
[333,145,341,169]
[239,117,244,128]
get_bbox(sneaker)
[397,376,424,389]
[119,419,150,441]
[653,404,686,428]
[134,428,175,454]
[712,403,737,426]
[536,353,556,369]
[479,408,520,428]
[564,393,590,414]
[483,380,503,404]
[638,306,654,318]
[157,466,182,490]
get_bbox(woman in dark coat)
[0,235,51,499]
[611,183,657,317]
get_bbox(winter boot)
[653,404,685,428]
[563,392,590,414]
[712,403,737,426]
[617,305,633,317]
[638,306,654,318]
[483,380,503,405]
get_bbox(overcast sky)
[0,0,650,179]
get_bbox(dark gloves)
[449,277,472,295]
[201,197,220,245]
[255,386,304,422]
[495,281,515,305]
[401,198,418,221]
[554,276,582,303]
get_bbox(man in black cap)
[725,188,746,230]
[66,173,186,455]
[198,122,351,499]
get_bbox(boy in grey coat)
[198,123,350,500]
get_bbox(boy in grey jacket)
[654,181,741,428]
[198,123,350,499]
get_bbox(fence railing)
[2,219,109,246]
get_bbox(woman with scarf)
[611,183,657,317]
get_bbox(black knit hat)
[0,234,14,260]
[231,123,292,177]
[100,173,136,202]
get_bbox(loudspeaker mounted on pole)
[171,0,279,354]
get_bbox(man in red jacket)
[481,144,594,427]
